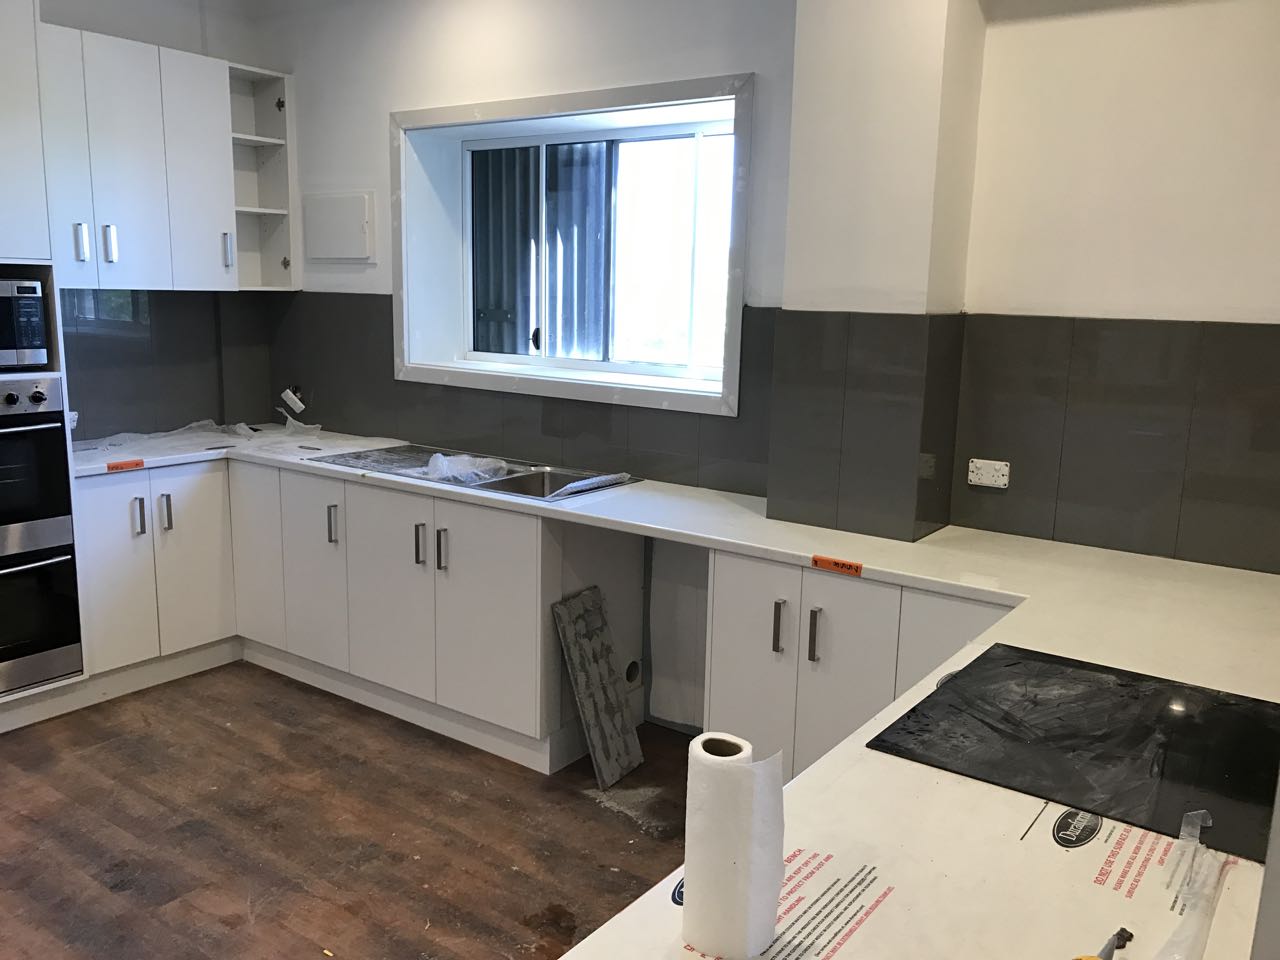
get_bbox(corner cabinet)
[706,552,900,779]
[0,0,50,262]
[280,471,350,671]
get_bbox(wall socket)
[968,458,1011,489]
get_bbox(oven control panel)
[0,377,62,415]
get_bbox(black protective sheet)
[867,644,1280,863]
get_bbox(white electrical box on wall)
[303,190,375,261]
[968,458,1011,489]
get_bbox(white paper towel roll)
[682,732,784,960]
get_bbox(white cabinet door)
[896,589,1009,697]
[281,471,348,671]
[706,552,802,778]
[82,32,172,290]
[160,48,236,291]
[36,23,97,286]
[434,500,540,736]
[74,472,159,674]
[229,462,285,650]
[793,570,901,774]
[346,483,436,702]
[0,0,50,261]
[151,461,236,654]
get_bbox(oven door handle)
[0,554,74,577]
[0,423,62,435]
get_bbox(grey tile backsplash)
[62,286,1280,573]
[268,293,776,497]
[950,314,1280,574]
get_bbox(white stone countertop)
[72,426,1280,956]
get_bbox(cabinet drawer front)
[793,570,900,774]
[706,552,803,779]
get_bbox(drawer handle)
[771,599,786,653]
[436,528,448,571]
[160,493,174,531]
[326,504,339,544]
[808,607,822,663]
[133,496,147,536]
[414,522,428,565]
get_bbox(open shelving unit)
[228,62,301,291]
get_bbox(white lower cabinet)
[793,570,901,773]
[281,471,349,671]
[346,483,436,703]
[75,471,160,674]
[895,588,1009,697]
[434,499,542,736]
[229,462,285,650]
[151,461,236,654]
[706,553,802,775]
[75,462,235,673]
[707,551,902,779]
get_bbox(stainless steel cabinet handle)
[160,493,174,532]
[0,554,73,577]
[808,607,822,663]
[133,496,147,536]
[326,504,339,544]
[771,599,786,653]
[436,528,448,571]
[222,231,235,268]
[103,224,119,263]
[414,522,427,565]
[0,422,61,435]
[74,222,92,262]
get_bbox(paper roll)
[682,732,784,960]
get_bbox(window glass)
[470,146,539,355]
[545,141,611,362]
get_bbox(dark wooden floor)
[0,663,690,959]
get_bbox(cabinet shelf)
[235,205,288,216]
[232,132,285,148]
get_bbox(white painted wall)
[926,0,986,313]
[253,0,796,304]
[966,0,1280,323]
[40,0,270,64]
[783,0,953,314]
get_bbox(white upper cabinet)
[160,48,237,291]
[0,0,50,261]
[82,32,172,290]
[36,22,98,287]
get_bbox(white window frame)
[391,75,754,417]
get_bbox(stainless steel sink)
[471,466,616,499]
[310,446,637,500]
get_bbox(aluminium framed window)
[391,75,753,417]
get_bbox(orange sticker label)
[106,459,144,473]
[812,555,863,577]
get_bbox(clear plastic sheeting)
[405,452,510,485]
[72,420,256,460]
[1153,811,1236,960]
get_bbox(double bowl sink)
[310,444,638,501]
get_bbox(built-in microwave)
[0,280,50,370]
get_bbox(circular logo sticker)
[671,878,684,906]
[1053,809,1102,849]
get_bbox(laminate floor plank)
[0,662,689,959]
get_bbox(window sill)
[396,358,738,416]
